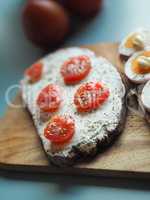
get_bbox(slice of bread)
[21,47,126,166]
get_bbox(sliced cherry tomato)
[25,62,43,83]
[37,84,61,113]
[44,115,75,144]
[74,82,110,112]
[61,55,91,84]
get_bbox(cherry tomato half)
[25,62,43,83]
[61,55,91,84]
[74,82,110,112]
[37,84,61,113]
[44,115,75,144]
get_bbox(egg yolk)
[125,33,144,50]
[125,34,136,48]
[132,51,150,74]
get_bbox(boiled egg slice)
[125,50,150,84]
[119,28,150,58]
[141,80,150,112]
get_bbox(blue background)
[0,0,150,199]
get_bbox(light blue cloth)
[0,0,150,199]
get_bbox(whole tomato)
[22,0,70,49]
[62,0,103,17]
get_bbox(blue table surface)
[1,0,150,199]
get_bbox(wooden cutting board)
[0,43,150,179]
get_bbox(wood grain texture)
[0,43,150,178]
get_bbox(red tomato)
[74,82,110,112]
[44,115,75,144]
[61,55,91,84]
[22,0,70,49]
[64,0,103,17]
[25,62,43,83]
[37,84,61,113]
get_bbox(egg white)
[141,80,150,112]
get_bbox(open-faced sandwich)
[21,47,126,166]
